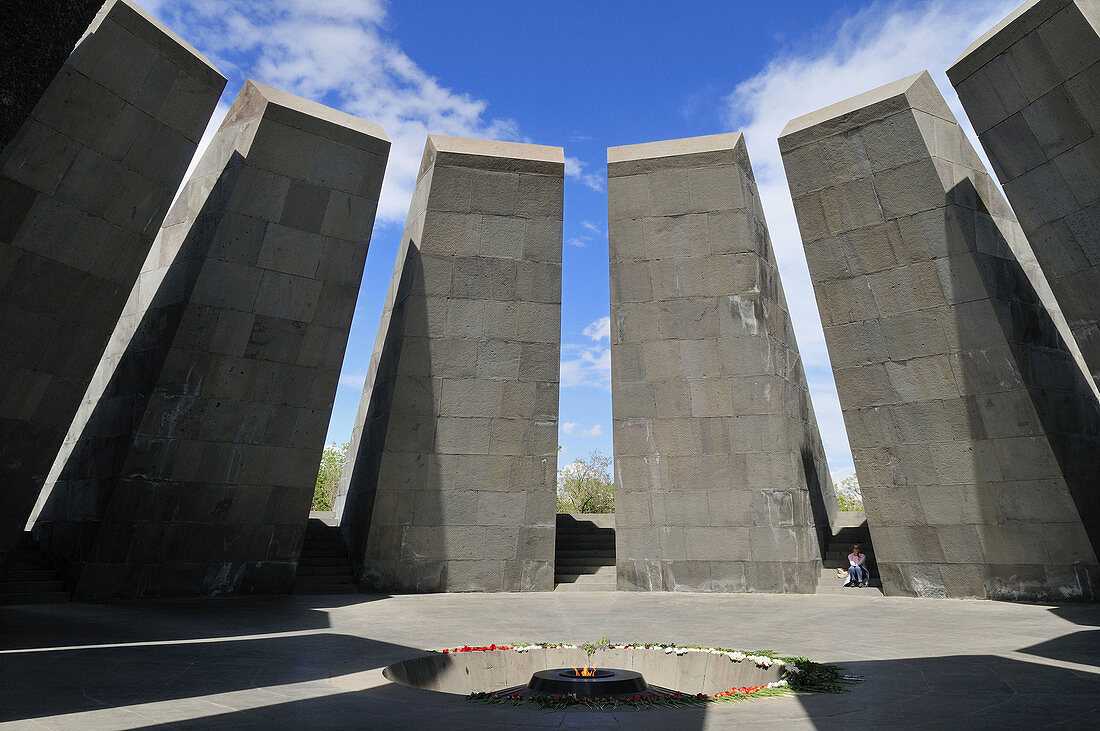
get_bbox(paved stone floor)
[1,591,1098,729]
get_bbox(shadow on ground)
[0,629,420,724]
[0,594,386,650]
[795,653,1100,729]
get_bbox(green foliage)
[782,657,856,693]
[835,474,864,511]
[312,442,348,511]
[582,637,611,659]
[556,450,614,513]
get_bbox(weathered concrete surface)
[949,0,1100,393]
[1,0,103,149]
[0,0,225,567]
[337,135,563,593]
[780,71,1100,600]
[1,592,1098,728]
[607,133,836,594]
[31,81,389,598]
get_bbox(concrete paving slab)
[0,592,1097,728]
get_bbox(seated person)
[844,544,869,587]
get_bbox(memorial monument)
[780,71,1100,600]
[337,135,564,593]
[33,81,389,598]
[0,0,225,566]
[949,0,1100,391]
[607,133,836,593]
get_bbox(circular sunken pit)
[380,643,790,708]
[528,667,648,697]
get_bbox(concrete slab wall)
[780,71,1100,600]
[949,0,1100,393]
[32,81,389,598]
[606,133,835,593]
[2,0,103,149]
[0,0,225,566]
[336,135,563,593]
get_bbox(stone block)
[33,81,388,598]
[607,133,834,593]
[1,0,226,567]
[781,70,1100,600]
[950,0,1100,393]
[338,135,563,592]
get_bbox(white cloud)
[581,220,601,234]
[831,466,857,484]
[338,370,367,389]
[148,0,521,224]
[565,156,605,192]
[583,316,611,341]
[561,422,577,434]
[560,344,611,390]
[566,237,587,248]
[582,424,604,438]
[725,0,1018,473]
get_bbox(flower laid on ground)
[446,641,855,709]
[441,644,512,653]
[434,641,787,669]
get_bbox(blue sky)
[149,0,1019,480]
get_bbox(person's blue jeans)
[846,565,868,586]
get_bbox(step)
[297,556,351,567]
[292,584,359,595]
[554,582,616,592]
[815,584,884,596]
[303,538,346,548]
[0,580,65,594]
[556,566,617,581]
[556,566,615,577]
[1,569,59,581]
[556,548,616,557]
[558,526,615,534]
[556,574,617,585]
[555,542,615,551]
[8,549,49,563]
[0,592,71,604]
[15,534,39,549]
[819,570,880,587]
[295,565,353,576]
[294,574,356,586]
[299,548,348,558]
[553,555,615,567]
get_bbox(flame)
[572,666,597,677]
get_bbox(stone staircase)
[293,513,358,595]
[554,513,616,592]
[816,511,883,596]
[0,532,70,605]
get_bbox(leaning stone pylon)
[948,0,1100,392]
[33,81,389,598]
[607,133,836,593]
[0,0,225,566]
[780,71,1100,600]
[337,135,563,592]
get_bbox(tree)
[557,450,615,514]
[835,474,863,511]
[312,442,349,512]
